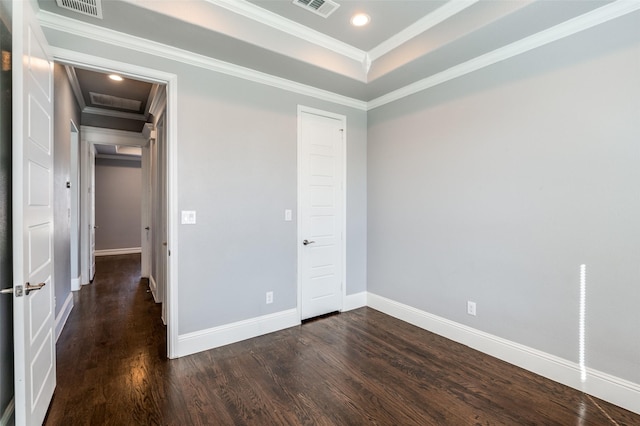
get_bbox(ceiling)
[66,66,158,132]
[38,0,630,103]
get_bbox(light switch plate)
[285,209,292,221]
[181,210,196,225]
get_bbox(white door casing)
[297,106,346,320]
[88,144,96,281]
[69,121,80,290]
[141,124,154,280]
[12,0,57,423]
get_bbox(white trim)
[39,13,367,111]
[94,247,141,257]
[0,398,14,426]
[81,126,145,146]
[63,65,86,110]
[367,292,640,415]
[95,154,141,162]
[342,291,366,312]
[52,49,180,359]
[70,275,81,291]
[368,0,479,62]
[368,0,640,110]
[165,69,179,359]
[148,275,159,303]
[54,292,74,342]
[297,106,347,321]
[82,106,147,121]
[176,309,299,358]
[206,0,365,62]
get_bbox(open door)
[12,0,56,423]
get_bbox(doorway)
[297,106,346,320]
[52,53,178,358]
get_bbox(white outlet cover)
[285,209,292,221]
[181,210,196,225]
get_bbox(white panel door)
[298,108,345,320]
[89,144,96,281]
[12,0,56,423]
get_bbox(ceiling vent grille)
[292,0,340,18]
[55,0,103,19]
[90,92,141,111]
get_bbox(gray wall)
[176,68,367,333]
[53,63,81,317]
[42,28,368,335]
[367,12,640,384]
[94,158,142,250]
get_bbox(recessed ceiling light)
[350,13,370,27]
[108,74,123,82]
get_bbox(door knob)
[0,287,13,295]
[25,282,46,295]
[145,226,150,230]
[303,239,315,245]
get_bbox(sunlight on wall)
[579,264,587,383]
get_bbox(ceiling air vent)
[292,0,340,18]
[55,0,103,19]
[90,92,141,111]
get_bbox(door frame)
[51,48,180,358]
[296,105,347,321]
[69,120,81,291]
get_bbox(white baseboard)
[367,292,640,415]
[71,275,81,291]
[148,275,159,303]
[176,308,300,358]
[55,292,74,342]
[0,397,14,426]
[343,291,367,312]
[95,247,141,257]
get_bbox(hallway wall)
[94,158,142,251]
[53,63,81,320]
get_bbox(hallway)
[44,255,639,425]
[44,254,173,424]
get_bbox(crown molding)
[148,84,167,119]
[81,125,146,145]
[205,0,366,63]
[38,11,367,111]
[82,106,147,121]
[95,153,142,162]
[41,0,638,114]
[63,65,86,110]
[368,0,640,110]
[368,0,479,62]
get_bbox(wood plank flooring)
[45,254,640,425]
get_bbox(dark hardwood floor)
[45,254,639,425]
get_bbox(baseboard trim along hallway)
[55,292,74,342]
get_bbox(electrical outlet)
[467,301,476,316]
[266,291,273,304]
